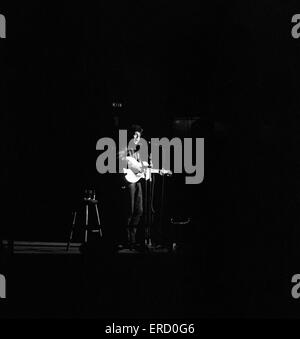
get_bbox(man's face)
[133,131,141,145]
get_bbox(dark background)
[0,0,300,317]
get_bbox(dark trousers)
[126,182,143,227]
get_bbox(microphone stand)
[144,144,153,249]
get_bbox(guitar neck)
[150,169,160,174]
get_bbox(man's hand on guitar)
[123,157,172,183]
[126,156,143,174]
[159,168,173,176]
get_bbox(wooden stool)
[66,191,103,251]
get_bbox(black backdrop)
[1,0,300,317]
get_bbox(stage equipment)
[66,189,103,251]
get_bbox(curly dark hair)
[129,124,143,136]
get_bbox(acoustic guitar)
[123,156,172,184]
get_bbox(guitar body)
[123,169,145,184]
[123,156,148,184]
[123,168,172,184]
[122,156,172,184]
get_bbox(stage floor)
[1,241,81,254]
[0,240,294,318]
[0,239,206,318]
[1,240,171,255]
